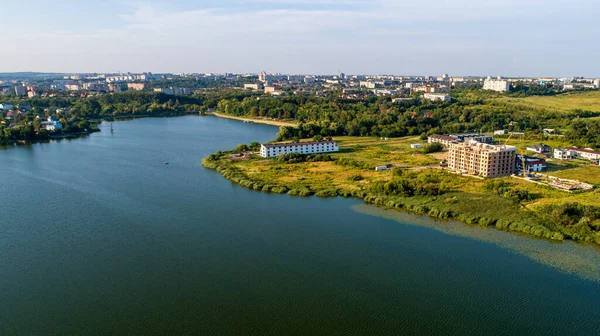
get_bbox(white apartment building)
[260,140,339,158]
[483,79,510,92]
[423,93,451,102]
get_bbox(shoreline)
[210,112,297,127]
[201,143,600,247]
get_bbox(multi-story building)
[14,85,27,96]
[447,141,516,178]
[553,148,577,160]
[127,83,147,91]
[483,78,510,92]
[423,93,451,102]
[428,133,494,147]
[153,87,194,95]
[107,84,122,92]
[243,83,264,91]
[260,140,339,158]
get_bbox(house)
[494,130,507,135]
[554,148,577,160]
[260,140,338,158]
[568,147,600,162]
[46,122,63,131]
[516,155,546,173]
[526,143,551,154]
[410,144,423,149]
[0,103,14,111]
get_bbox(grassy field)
[204,135,600,245]
[493,91,600,113]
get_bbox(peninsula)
[204,132,600,246]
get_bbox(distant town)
[1,71,599,100]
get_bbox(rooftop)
[262,140,337,149]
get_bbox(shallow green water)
[1,116,599,335]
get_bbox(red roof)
[568,147,600,155]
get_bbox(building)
[565,147,600,162]
[127,83,147,91]
[483,78,510,92]
[65,84,81,91]
[45,122,63,131]
[526,143,551,154]
[107,84,122,92]
[14,85,27,96]
[392,98,413,103]
[260,140,339,158]
[447,141,516,178]
[244,83,264,91]
[595,79,600,89]
[359,81,376,89]
[423,93,451,102]
[428,133,494,147]
[494,130,507,135]
[0,103,14,111]
[154,87,194,95]
[428,134,457,147]
[516,155,546,173]
[554,148,577,160]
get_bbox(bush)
[347,174,364,181]
[315,189,339,198]
[421,142,444,154]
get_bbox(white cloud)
[0,0,598,75]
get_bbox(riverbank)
[203,136,600,246]
[210,112,297,127]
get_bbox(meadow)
[204,135,600,245]
[494,91,600,113]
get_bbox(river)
[1,116,599,335]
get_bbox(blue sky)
[1,0,598,76]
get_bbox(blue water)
[0,116,598,335]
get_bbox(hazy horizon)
[2,0,598,77]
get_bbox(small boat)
[164,162,169,165]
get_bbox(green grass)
[204,135,600,245]
[493,91,600,113]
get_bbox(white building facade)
[483,79,510,92]
[423,93,451,102]
[260,140,339,158]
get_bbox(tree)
[33,118,41,131]
[236,144,249,153]
[313,134,323,141]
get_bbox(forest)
[3,88,600,148]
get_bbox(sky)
[1,0,598,77]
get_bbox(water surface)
[1,116,599,335]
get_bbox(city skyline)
[1,0,599,77]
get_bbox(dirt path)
[211,113,297,127]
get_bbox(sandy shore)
[211,112,297,127]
